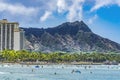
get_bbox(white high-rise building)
[0,19,25,51]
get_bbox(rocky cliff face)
[22,21,120,53]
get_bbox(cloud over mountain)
[0,0,120,44]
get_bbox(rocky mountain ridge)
[22,21,120,53]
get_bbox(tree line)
[0,50,120,63]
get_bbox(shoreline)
[0,61,106,65]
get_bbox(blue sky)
[0,0,120,44]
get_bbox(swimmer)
[54,72,57,75]
[71,69,75,73]
[32,69,34,72]
[90,71,92,74]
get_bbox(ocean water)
[0,64,120,80]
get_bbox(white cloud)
[57,0,66,13]
[37,0,57,22]
[88,14,98,24]
[0,1,37,16]
[39,0,85,22]
[40,11,52,22]
[67,0,85,22]
[91,0,120,12]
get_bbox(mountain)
[22,21,120,53]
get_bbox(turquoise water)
[0,64,120,80]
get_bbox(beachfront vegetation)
[0,50,120,63]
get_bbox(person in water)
[71,69,81,74]
[54,72,57,75]
[71,69,75,73]
[32,69,34,72]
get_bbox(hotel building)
[0,19,25,51]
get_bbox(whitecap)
[0,72,6,74]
